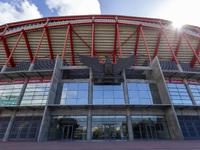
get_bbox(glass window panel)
[66,91,78,99]
[104,99,114,104]
[93,99,103,104]
[104,91,113,99]
[68,83,78,91]
[78,83,88,91]
[139,91,150,99]
[127,83,137,91]
[93,91,103,99]
[114,99,124,104]
[137,83,148,91]
[78,91,88,99]
[65,99,76,104]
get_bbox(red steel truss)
[0,15,200,68]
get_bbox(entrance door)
[145,125,158,140]
[104,125,115,140]
[62,125,74,141]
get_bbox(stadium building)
[0,15,200,141]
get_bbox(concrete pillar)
[150,57,171,104]
[87,109,92,141]
[88,68,93,104]
[28,63,34,71]
[3,110,16,141]
[165,106,183,140]
[126,109,134,141]
[122,69,129,104]
[17,78,28,105]
[1,65,7,73]
[183,79,197,105]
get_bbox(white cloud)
[45,0,101,16]
[0,0,43,25]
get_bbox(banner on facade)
[0,81,10,85]
[187,80,199,85]
[28,79,51,83]
[12,80,25,84]
[165,79,183,84]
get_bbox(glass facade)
[92,116,128,140]
[60,83,89,105]
[0,84,23,106]
[189,84,200,105]
[93,84,125,104]
[131,116,170,140]
[127,83,153,104]
[0,117,10,141]
[166,83,192,105]
[48,116,87,141]
[21,83,50,106]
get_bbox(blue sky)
[0,0,199,27]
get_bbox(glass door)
[104,125,115,140]
[62,125,74,141]
[145,125,158,140]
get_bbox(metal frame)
[0,15,200,68]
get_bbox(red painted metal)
[160,23,179,64]
[71,28,91,50]
[173,33,183,61]
[1,38,15,67]
[117,22,122,58]
[140,26,151,62]
[91,18,95,57]
[184,33,200,65]
[113,24,117,63]
[61,24,70,62]
[23,31,33,61]
[94,53,104,63]
[46,28,54,60]
[1,26,8,36]
[5,32,23,66]
[190,42,200,68]
[134,28,140,56]
[154,31,162,58]
[32,28,47,64]
[69,26,75,66]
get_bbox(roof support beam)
[190,42,200,68]
[134,27,140,56]
[1,37,15,67]
[61,24,70,62]
[184,33,200,65]
[116,20,122,58]
[23,30,33,61]
[32,20,49,64]
[160,23,179,64]
[153,31,162,58]
[140,26,151,63]
[173,33,183,61]
[91,17,95,57]
[69,26,75,66]
[113,23,117,63]
[5,32,23,66]
[46,28,54,60]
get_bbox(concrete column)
[17,78,28,105]
[88,68,93,104]
[126,109,134,141]
[183,79,197,105]
[28,63,34,71]
[3,110,16,141]
[122,69,129,104]
[165,106,183,140]
[87,108,92,141]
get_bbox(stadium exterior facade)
[0,15,200,141]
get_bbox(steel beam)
[23,31,33,61]
[190,42,200,68]
[61,24,70,62]
[91,17,95,57]
[1,38,15,67]
[69,26,75,66]
[160,23,179,64]
[113,24,117,63]
[184,33,200,65]
[154,31,162,58]
[46,28,54,60]
[140,26,151,62]
[5,32,23,66]
[173,33,183,61]
[134,28,140,56]
[116,22,122,58]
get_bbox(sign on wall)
[28,79,51,83]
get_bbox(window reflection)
[93,84,125,104]
[166,83,192,105]
[48,116,87,141]
[189,84,200,105]
[0,84,23,106]
[60,83,88,105]
[92,116,128,140]
[127,83,155,104]
[21,83,50,106]
[131,116,170,140]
